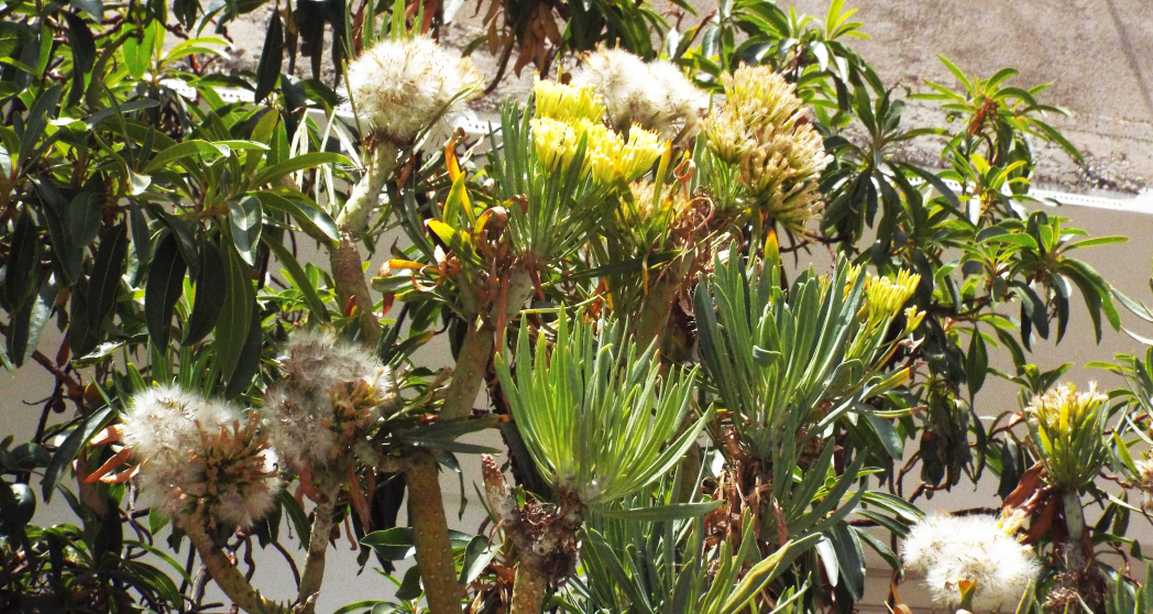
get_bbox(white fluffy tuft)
[262,329,397,472]
[573,48,707,139]
[121,386,279,528]
[902,514,1039,611]
[347,36,481,144]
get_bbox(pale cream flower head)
[347,36,482,144]
[902,514,1038,611]
[121,386,279,528]
[573,47,708,139]
[704,65,831,232]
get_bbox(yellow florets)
[862,270,921,321]
[531,117,664,185]
[1026,382,1108,491]
[704,65,831,232]
[533,79,606,123]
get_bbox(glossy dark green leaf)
[63,13,95,105]
[144,232,186,349]
[254,9,283,103]
[215,243,255,383]
[3,209,41,311]
[87,221,127,331]
[225,307,262,398]
[965,328,988,396]
[184,242,226,345]
[6,277,57,368]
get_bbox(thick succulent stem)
[509,565,548,613]
[183,511,285,614]
[632,255,689,347]
[442,265,533,421]
[328,143,397,346]
[330,235,381,345]
[1063,490,1086,571]
[296,490,337,610]
[440,319,495,421]
[335,143,397,234]
[405,451,463,613]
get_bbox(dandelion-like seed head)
[533,79,605,123]
[573,48,707,139]
[704,65,830,231]
[187,413,280,528]
[862,270,921,322]
[902,514,1039,611]
[262,330,397,473]
[347,36,482,144]
[122,387,279,528]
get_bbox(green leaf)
[184,243,226,345]
[254,9,283,103]
[144,233,186,349]
[143,139,230,173]
[2,209,41,310]
[253,190,339,243]
[966,328,988,396]
[63,13,95,105]
[228,195,263,266]
[265,237,329,321]
[225,307,262,398]
[214,242,255,383]
[87,221,128,332]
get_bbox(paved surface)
[785,0,1153,193]
[223,0,1153,194]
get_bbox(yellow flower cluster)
[1025,381,1108,491]
[1026,382,1107,440]
[862,270,921,322]
[704,66,831,232]
[533,79,606,123]
[531,78,667,185]
[530,117,665,185]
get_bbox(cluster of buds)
[861,269,922,326]
[704,66,831,232]
[530,79,666,186]
[1025,382,1108,492]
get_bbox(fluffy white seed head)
[122,387,279,528]
[347,36,482,144]
[262,330,398,473]
[902,514,1038,611]
[573,48,707,139]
